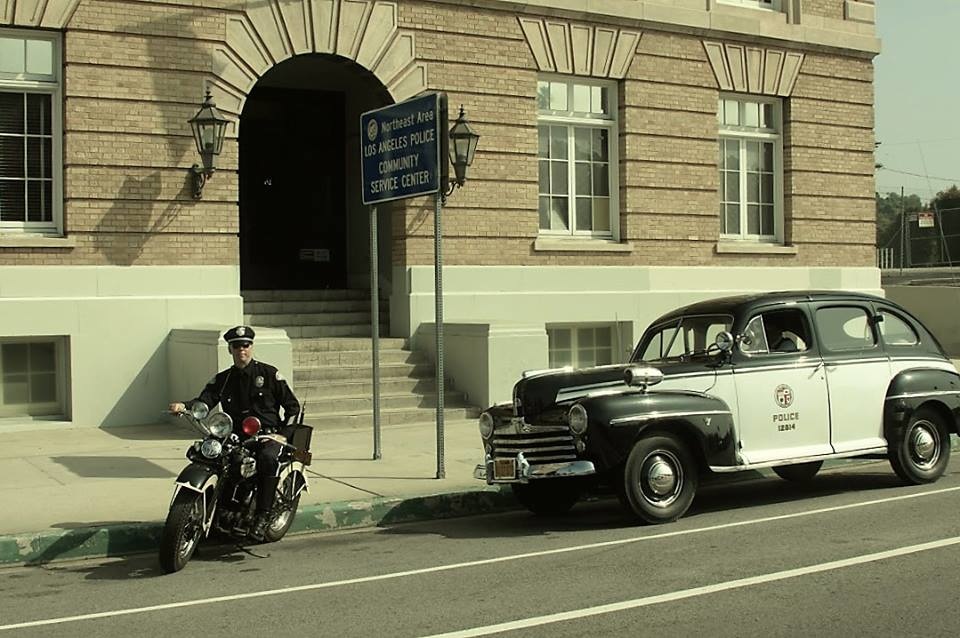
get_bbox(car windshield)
[633,314,734,362]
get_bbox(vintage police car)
[475,291,959,524]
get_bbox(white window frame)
[0,28,63,236]
[718,94,784,244]
[0,336,68,418]
[548,324,617,369]
[717,0,783,11]
[537,76,620,240]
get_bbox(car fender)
[885,367,960,436]
[580,390,738,470]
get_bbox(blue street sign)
[361,93,442,205]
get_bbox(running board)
[709,446,889,473]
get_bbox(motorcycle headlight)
[568,404,588,436]
[478,412,495,440]
[205,412,233,439]
[200,439,223,459]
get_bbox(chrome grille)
[491,426,576,463]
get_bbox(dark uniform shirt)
[195,360,300,433]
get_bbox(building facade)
[0,0,879,427]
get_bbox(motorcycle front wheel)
[159,492,205,573]
[263,474,301,543]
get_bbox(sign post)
[361,93,446,475]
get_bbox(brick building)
[0,0,879,427]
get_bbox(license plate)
[493,458,517,480]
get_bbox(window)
[537,77,618,238]
[718,96,782,242]
[635,315,733,362]
[0,338,66,417]
[815,307,876,352]
[0,29,62,234]
[740,308,811,355]
[717,0,782,10]
[549,326,614,369]
[878,310,919,346]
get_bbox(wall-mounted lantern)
[187,90,229,199]
[444,105,480,200]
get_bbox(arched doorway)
[239,54,392,291]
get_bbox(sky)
[874,0,960,201]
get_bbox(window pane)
[744,101,760,127]
[26,179,52,222]
[0,136,25,176]
[593,164,609,196]
[762,142,773,171]
[724,139,738,170]
[31,372,56,403]
[537,81,549,111]
[761,205,775,235]
[747,173,760,202]
[573,84,591,113]
[746,141,760,171]
[879,310,918,345]
[0,39,25,75]
[549,81,568,111]
[579,327,595,348]
[30,342,55,371]
[2,375,29,404]
[538,126,549,158]
[575,163,591,194]
[593,198,610,232]
[816,307,876,351]
[538,160,550,193]
[725,203,740,234]
[26,137,51,178]
[0,92,24,135]
[592,129,608,161]
[0,180,25,221]
[723,99,739,126]
[762,103,774,129]
[551,328,571,350]
[538,196,550,229]
[25,40,53,76]
[592,86,608,115]
[551,161,568,195]
[550,126,568,159]
[576,197,591,231]
[550,197,568,230]
[724,172,739,201]
[2,343,29,373]
[747,204,760,235]
[574,128,591,161]
[761,173,773,203]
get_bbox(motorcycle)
[159,401,312,573]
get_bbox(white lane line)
[421,536,960,638]
[2,484,958,632]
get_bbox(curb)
[0,486,516,568]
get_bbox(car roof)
[651,290,889,324]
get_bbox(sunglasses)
[232,341,253,349]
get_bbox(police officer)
[169,325,300,540]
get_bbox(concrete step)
[245,299,384,314]
[245,311,388,327]
[305,406,481,430]
[296,376,441,397]
[284,324,390,338]
[294,362,433,382]
[242,289,374,302]
[301,392,468,413]
[293,348,426,367]
[291,337,409,352]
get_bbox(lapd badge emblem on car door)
[774,384,794,409]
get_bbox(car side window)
[815,306,876,351]
[878,309,919,346]
[740,308,810,355]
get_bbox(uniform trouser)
[256,441,283,514]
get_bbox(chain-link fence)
[877,205,960,269]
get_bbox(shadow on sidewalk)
[50,456,176,479]
[98,421,197,442]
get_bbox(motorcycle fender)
[170,464,219,532]
[278,462,309,497]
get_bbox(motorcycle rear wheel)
[263,474,301,543]
[159,492,204,574]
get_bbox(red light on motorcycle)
[241,416,261,436]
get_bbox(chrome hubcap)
[909,420,940,469]
[639,451,682,508]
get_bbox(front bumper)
[474,452,596,484]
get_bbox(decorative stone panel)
[212,0,425,118]
[518,17,641,79]
[0,0,80,27]
[703,41,804,96]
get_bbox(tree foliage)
[876,185,960,267]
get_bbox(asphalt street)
[2,456,959,637]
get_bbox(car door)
[810,302,890,454]
[732,304,833,464]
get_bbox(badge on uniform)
[275,371,284,382]
[255,376,264,388]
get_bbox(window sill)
[534,237,633,253]
[715,241,797,255]
[0,234,76,249]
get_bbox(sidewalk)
[0,418,514,567]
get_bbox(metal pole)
[370,205,381,460]
[899,186,905,274]
[434,193,445,479]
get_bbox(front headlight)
[478,412,495,440]
[200,438,223,459]
[568,404,588,435]
[205,412,233,438]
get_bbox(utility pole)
[899,186,905,273]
